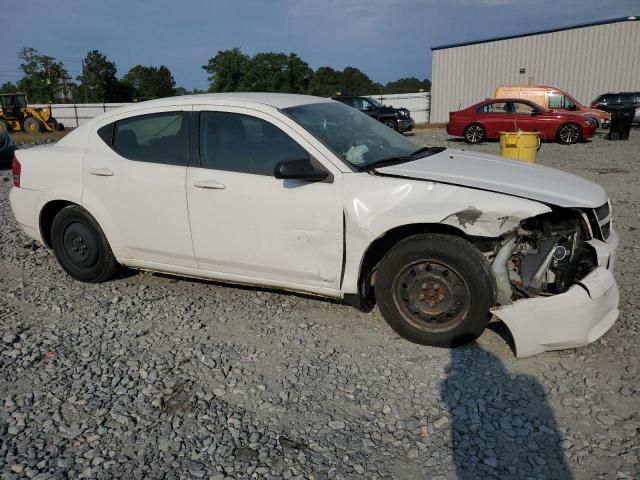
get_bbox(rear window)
[477,102,509,114]
[111,112,189,165]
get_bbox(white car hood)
[375,148,607,208]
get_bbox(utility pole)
[81,60,88,103]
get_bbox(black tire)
[51,205,119,283]
[609,131,621,140]
[55,122,65,131]
[0,120,8,134]
[23,117,42,134]
[463,123,485,144]
[375,234,496,347]
[556,122,582,144]
[383,118,398,131]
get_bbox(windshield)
[283,102,426,170]
[368,97,384,108]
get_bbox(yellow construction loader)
[0,93,64,133]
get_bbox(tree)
[124,65,176,99]
[202,48,251,92]
[308,67,343,97]
[16,47,70,103]
[0,82,18,94]
[385,77,431,94]
[76,50,119,102]
[340,67,377,96]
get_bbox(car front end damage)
[489,202,619,357]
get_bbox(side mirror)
[531,108,541,115]
[274,158,329,182]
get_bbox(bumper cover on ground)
[491,267,619,358]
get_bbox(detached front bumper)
[491,230,620,358]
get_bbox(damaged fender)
[491,267,619,358]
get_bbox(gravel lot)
[1,128,639,479]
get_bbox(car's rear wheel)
[383,119,398,131]
[463,123,485,143]
[375,234,496,347]
[557,122,582,144]
[51,205,119,283]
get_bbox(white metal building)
[430,16,640,123]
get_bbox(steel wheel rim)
[560,124,579,143]
[62,221,99,268]
[392,259,471,333]
[466,126,483,143]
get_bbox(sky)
[1,0,638,91]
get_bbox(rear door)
[476,101,515,137]
[83,107,196,267]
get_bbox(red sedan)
[447,99,597,145]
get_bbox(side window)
[199,111,309,176]
[620,93,634,103]
[549,93,575,110]
[513,102,534,115]
[477,102,509,114]
[111,112,188,165]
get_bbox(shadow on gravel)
[441,343,572,480]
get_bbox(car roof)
[123,92,334,110]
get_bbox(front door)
[82,107,196,268]
[186,107,343,292]
[478,101,515,137]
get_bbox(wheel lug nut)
[429,301,435,307]
[434,285,439,291]
[421,284,427,290]
[419,294,425,300]
[438,295,445,301]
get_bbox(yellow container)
[499,131,541,163]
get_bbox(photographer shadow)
[441,343,572,479]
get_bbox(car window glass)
[113,112,188,165]
[199,111,309,176]
[620,93,634,103]
[549,93,575,110]
[603,94,618,104]
[478,102,509,114]
[351,98,367,110]
[513,102,534,115]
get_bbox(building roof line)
[431,15,638,51]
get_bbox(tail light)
[12,157,21,188]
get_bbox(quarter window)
[112,112,188,165]
[199,111,309,176]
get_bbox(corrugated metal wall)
[431,18,640,123]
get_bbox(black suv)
[591,92,640,111]
[333,96,414,133]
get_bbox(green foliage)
[124,65,176,100]
[202,48,251,92]
[384,77,431,94]
[76,50,123,102]
[308,66,342,97]
[0,82,18,94]
[16,47,70,103]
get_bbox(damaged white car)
[9,93,619,357]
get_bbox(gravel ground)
[1,128,639,479]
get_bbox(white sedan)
[9,93,619,357]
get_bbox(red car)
[447,99,597,145]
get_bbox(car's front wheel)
[375,234,496,347]
[51,205,119,283]
[383,118,398,131]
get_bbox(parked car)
[591,92,640,125]
[447,99,596,144]
[332,95,414,133]
[495,85,610,129]
[10,93,619,357]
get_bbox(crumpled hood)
[376,148,607,208]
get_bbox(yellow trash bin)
[499,131,541,163]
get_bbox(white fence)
[366,92,431,124]
[31,103,130,128]
[35,92,432,128]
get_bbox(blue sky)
[1,0,637,90]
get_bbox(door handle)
[193,180,226,190]
[88,168,114,177]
